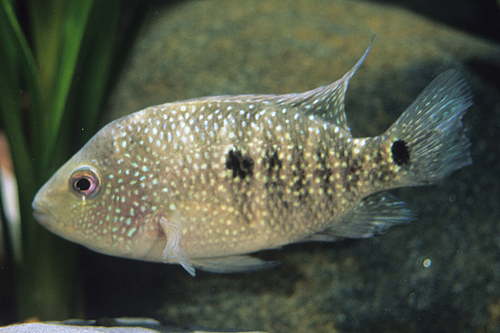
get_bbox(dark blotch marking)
[262,148,284,191]
[225,149,254,179]
[262,148,288,212]
[373,151,384,165]
[314,147,335,202]
[391,140,410,166]
[344,154,362,194]
[263,149,282,176]
[290,149,308,201]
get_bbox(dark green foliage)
[0,0,148,322]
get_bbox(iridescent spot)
[127,227,137,237]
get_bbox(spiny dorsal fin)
[182,38,373,132]
[271,37,374,131]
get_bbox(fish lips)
[32,200,58,230]
[32,189,67,234]
[32,199,83,246]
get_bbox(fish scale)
[33,42,472,276]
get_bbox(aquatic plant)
[0,0,148,321]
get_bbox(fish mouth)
[32,201,59,229]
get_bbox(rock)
[0,319,266,333]
[92,0,500,332]
[0,323,159,333]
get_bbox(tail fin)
[385,70,472,185]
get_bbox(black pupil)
[75,177,92,191]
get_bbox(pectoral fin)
[190,255,281,274]
[159,217,196,277]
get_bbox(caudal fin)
[385,70,472,185]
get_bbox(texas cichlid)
[32,41,472,276]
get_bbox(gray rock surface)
[89,0,500,332]
[0,323,160,333]
[0,319,266,333]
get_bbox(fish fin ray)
[272,36,374,130]
[179,37,374,132]
[296,234,340,243]
[385,69,472,184]
[191,255,281,274]
[159,217,196,276]
[328,193,414,238]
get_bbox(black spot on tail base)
[391,140,410,166]
[225,149,254,179]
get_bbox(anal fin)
[190,255,281,274]
[326,193,414,239]
[297,234,341,243]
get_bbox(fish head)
[32,121,162,259]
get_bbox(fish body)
[33,43,472,276]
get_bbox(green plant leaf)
[0,0,38,188]
[29,0,95,171]
[66,0,121,146]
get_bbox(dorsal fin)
[272,37,373,131]
[181,38,373,132]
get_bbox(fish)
[32,41,472,276]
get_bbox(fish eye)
[69,166,101,199]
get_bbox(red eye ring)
[69,166,101,199]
